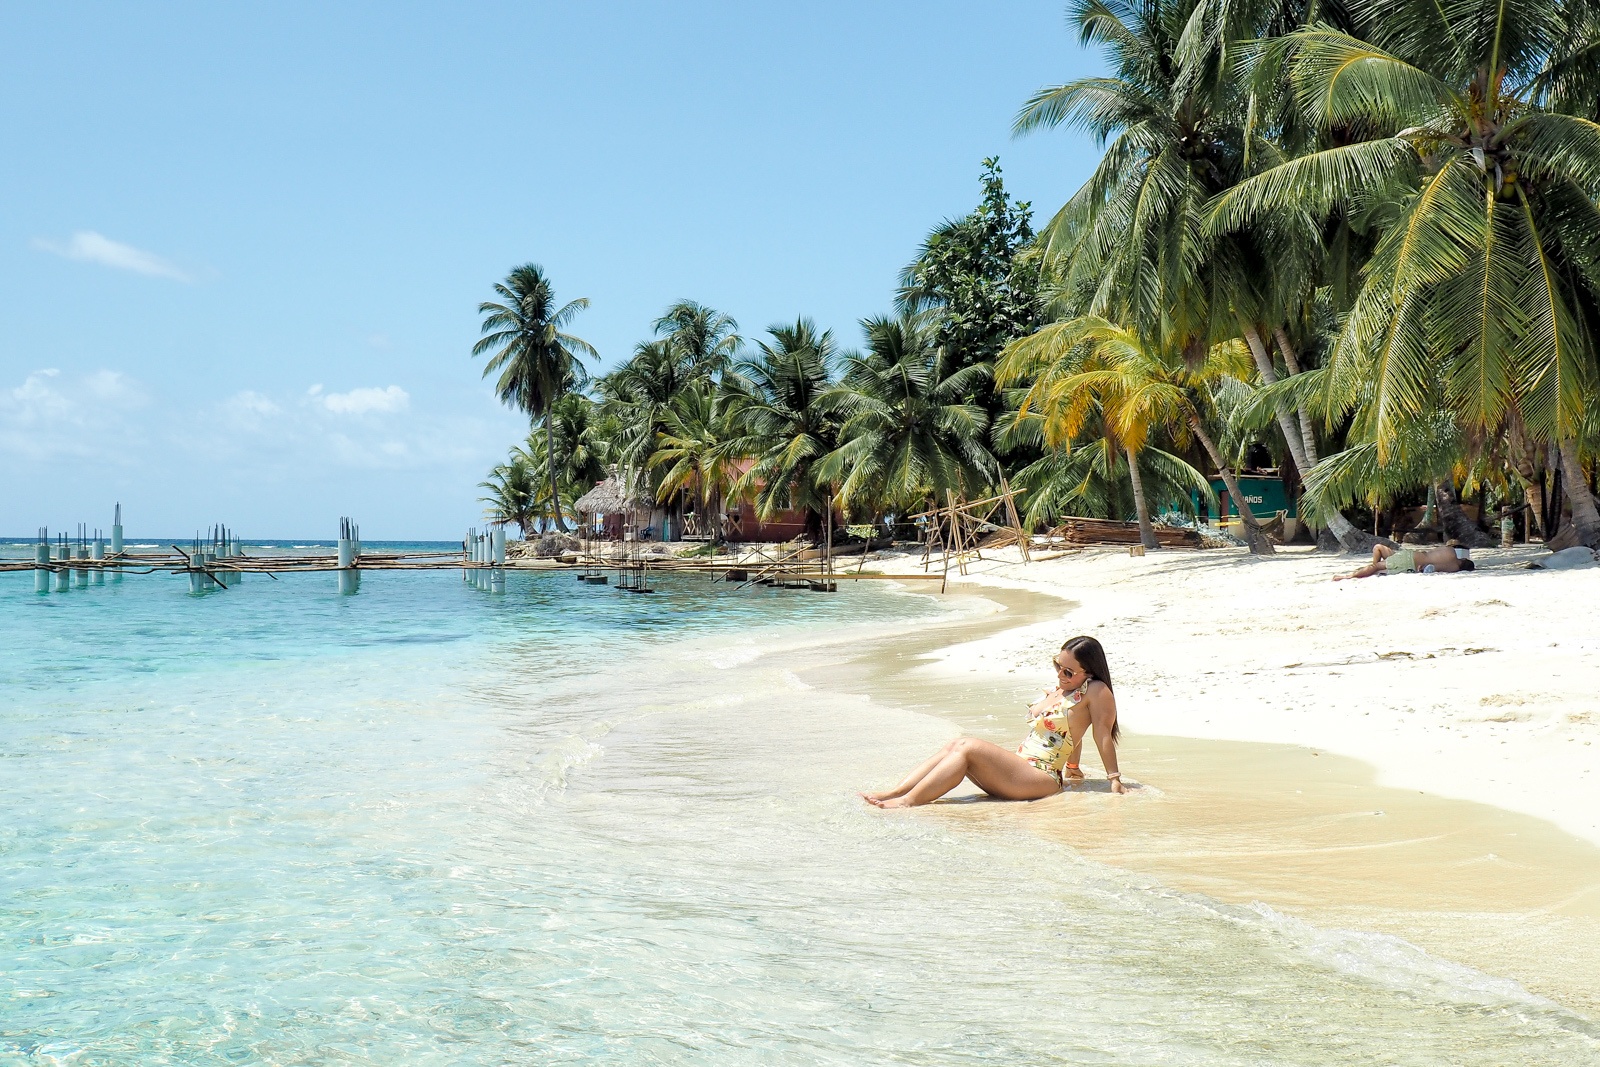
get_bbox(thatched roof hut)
[572,477,651,516]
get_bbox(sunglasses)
[1052,661,1080,676]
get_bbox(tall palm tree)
[1013,0,1244,362]
[722,319,841,539]
[998,316,1230,550]
[1208,0,1600,546]
[654,300,741,382]
[1016,0,1379,550]
[473,264,597,532]
[817,313,996,517]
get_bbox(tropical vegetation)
[477,0,1600,554]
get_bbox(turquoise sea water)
[2,550,1597,1065]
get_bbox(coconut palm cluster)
[480,0,1600,552]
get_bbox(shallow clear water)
[2,559,1596,1065]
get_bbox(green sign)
[1203,476,1295,520]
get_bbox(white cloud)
[0,368,150,461]
[32,231,191,282]
[321,385,409,415]
[84,369,148,406]
[227,390,280,417]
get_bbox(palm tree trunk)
[1434,480,1495,547]
[545,403,568,533]
[1243,323,1368,552]
[1272,327,1319,464]
[1124,447,1160,550]
[1189,417,1273,555]
[1558,438,1600,548]
[1504,422,1545,538]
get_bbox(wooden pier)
[9,505,988,598]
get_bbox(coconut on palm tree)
[474,264,597,533]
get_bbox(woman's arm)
[1088,686,1123,793]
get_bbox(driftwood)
[1049,517,1200,548]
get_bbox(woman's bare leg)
[874,738,1060,808]
[860,739,960,802]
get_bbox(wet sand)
[799,584,1600,1016]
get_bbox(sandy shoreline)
[797,553,1600,1014]
[896,543,1600,846]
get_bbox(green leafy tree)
[1015,0,1382,551]
[597,301,741,500]
[899,158,1043,401]
[817,312,996,517]
[473,264,597,532]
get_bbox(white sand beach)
[827,543,1600,1012]
[896,543,1600,847]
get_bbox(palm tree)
[473,264,597,532]
[1207,0,1600,546]
[1015,0,1379,551]
[816,313,996,517]
[515,393,610,529]
[654,300,741,381]
[722,319,841,539]
[650,385,740,537]
[1013,0,1244,363]
[597,302,740,501]
[1000,412,1210,532]
[998,316,1234,550]
[479,458,538,537]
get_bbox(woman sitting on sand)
[861,635,1123,808]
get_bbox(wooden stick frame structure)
[912,480,1031,590]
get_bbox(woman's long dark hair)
[1062,635,1118,742]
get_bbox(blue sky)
[0,2,1101,539]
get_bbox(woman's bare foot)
[875,796,915,808]
[858,790,900,804]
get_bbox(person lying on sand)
[860,635,1124,808]
[1334,543,1476,581]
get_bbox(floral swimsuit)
[1016,683,1087,785]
